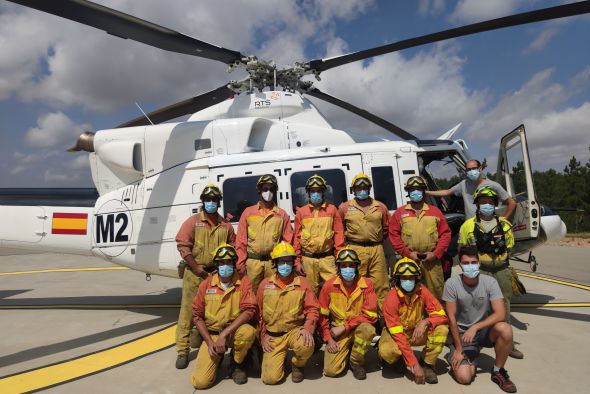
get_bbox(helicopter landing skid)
[511,251,538,272]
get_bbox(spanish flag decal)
[52,213,88,235]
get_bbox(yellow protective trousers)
[481,267,513,321]
[261,328,315,385]
[418,259,444,301]
[302,255,337,296]
[246,257,274,294]
[324,322,376,377]
[191,324,257,389]
[348,243,389,305]
[176,268,205,356]
[378,325,448,366]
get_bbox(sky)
[0,0,589,187]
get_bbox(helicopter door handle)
[35,231,47,236]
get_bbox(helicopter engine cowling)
[95,140,143,175]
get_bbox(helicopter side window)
[194,138,211,151]
[370,166,397,210]
[290,169,347,212]
[222,176,261,222]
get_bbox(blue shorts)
[447,328,494,364]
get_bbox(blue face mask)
[277,263,293,278]
[340,267,356,282]
[354,190,370,200]
[409,190,423,202]
[462,263,480,278]
[204,201,218,214]
[400,279,416,293]
[218,264,234,278]
[466,169,481,181]
[479,203,495,216]
[309,192,323,205]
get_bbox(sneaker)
[491,368,517,393]
[175,355,189,369]
[291,365,304,383]
[423,363,438,384]
[350,362,367,380]
[231,362,248,385]
[509,347,524,359]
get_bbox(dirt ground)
[550,235,590,247]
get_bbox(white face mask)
[261,190,274,202]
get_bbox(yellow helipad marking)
[518,272,590,292]
[0,304,179,310]
[0,325,176,393]
[0,267,129,276]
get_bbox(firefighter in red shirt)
[378,257,449,384]
[191,244,256,389]
[319,247,378,380]
[294,174,345,296]
[389,176,451,300]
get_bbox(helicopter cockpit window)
[290,169,347,211]
[222,176,260,222]
[371,166,397,210]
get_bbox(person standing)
[319,247,378,380]
[236,174,293,293]
[458,186,523,359]
[426,159,517,221]
[294,174,345,296]
[190,244,257,389]
[258,242,319,384]
[339,173,390,305]
[443,246,517,393]
[389,176,451,300]
[174,184,236,369]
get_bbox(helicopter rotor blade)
[117,84,233,128]
[8,0,243,65]
[308,1,590,73]
[305,88,417,141]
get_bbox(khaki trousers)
[324,323,376,377]
[261,328,314,385]
[378,325,448,366]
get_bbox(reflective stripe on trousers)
[378,325,449,366]
[324,322,376,377]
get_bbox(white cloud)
[418,0,445,16]
[66,155,90,170]
[25,112,92,149]
[450,0,519,23]
[44,168,81,183]
[523,27,559,54]
[314,41,487,139]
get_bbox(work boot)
[392,358,406,374]
[491,368,517,393]
[291,365,305,383]
[509,347,524,359]
[189,329,202,348]
[422,363,438,384]
[230,360,248,385]
[175,355,189,369]
[350,362,367,380]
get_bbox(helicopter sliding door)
[496,125,539,241]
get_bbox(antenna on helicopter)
[134,102,154,125]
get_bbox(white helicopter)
[1,0,583,278]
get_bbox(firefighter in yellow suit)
[191,244,257,389]
[319,247,378,380]
[258,242,320,384]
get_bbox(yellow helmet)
[211,243,237,261]
[351,173,372,189]
[201,184,222,200]
[305,174,327,190]
[404,176,428,190]
[393,257,421,278]
[335,247,360,264]
[473,186,499,204]
[271,241,296,260]
[257,174,278,189]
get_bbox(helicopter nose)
[67,131,95,153]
